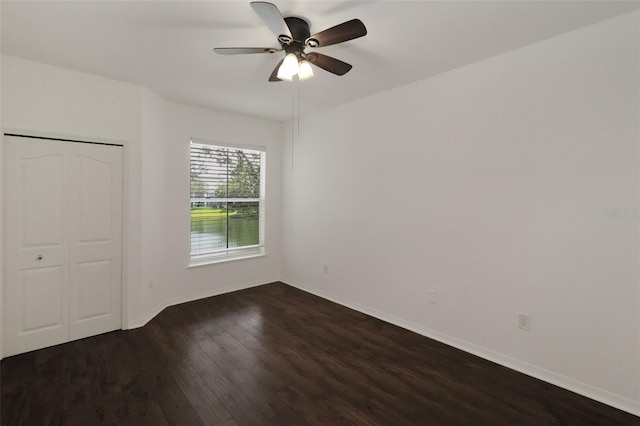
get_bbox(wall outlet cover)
[518,313,531,331]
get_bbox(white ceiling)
[2,1,638,122]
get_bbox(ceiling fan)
[213,1,367,82]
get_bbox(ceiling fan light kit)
[214,1,367,82]
[298,60,314,81]
[277,52,299,80]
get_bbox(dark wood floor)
[1,282,638,425]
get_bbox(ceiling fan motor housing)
[283,17,310,44]
[280,17,311,58]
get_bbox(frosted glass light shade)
[277,53,299,80]
[298,60,314,80]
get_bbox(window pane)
[190,202,227,255]
[190,144,262,200]
[190,201,259,257]
[227,202,259,248]
[226,150,261,198]
[190,145,227,199]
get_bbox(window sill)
[188,252,266,268]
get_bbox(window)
[190,140,266,264]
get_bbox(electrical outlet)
[323,264,329,274]
[427,290,438,305]
[518,313,531,331]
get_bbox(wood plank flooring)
[1,282,638,425]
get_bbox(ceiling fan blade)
[268,59,284,82]
[250,2,293,42]
[306,19,367,48]
[214,47,280,55]
[306,52,352,76]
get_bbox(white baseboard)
[282,279,640,418]
[126,278,278,329]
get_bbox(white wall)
[140,88,167,316]
[136,87,283,325]
[281,12,640,413]
[1,55,283,334]
[1,55,145,327]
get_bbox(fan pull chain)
[291,85,303,170]
[297,87,301,137]
[291,90,295,170]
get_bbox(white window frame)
[189,138,266,266]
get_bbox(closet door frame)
[1,132,128,358]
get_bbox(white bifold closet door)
[4,135,123,357]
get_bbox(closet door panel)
[68,143,123,340]
[3,136,70,356]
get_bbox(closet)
[3,135,123,357]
